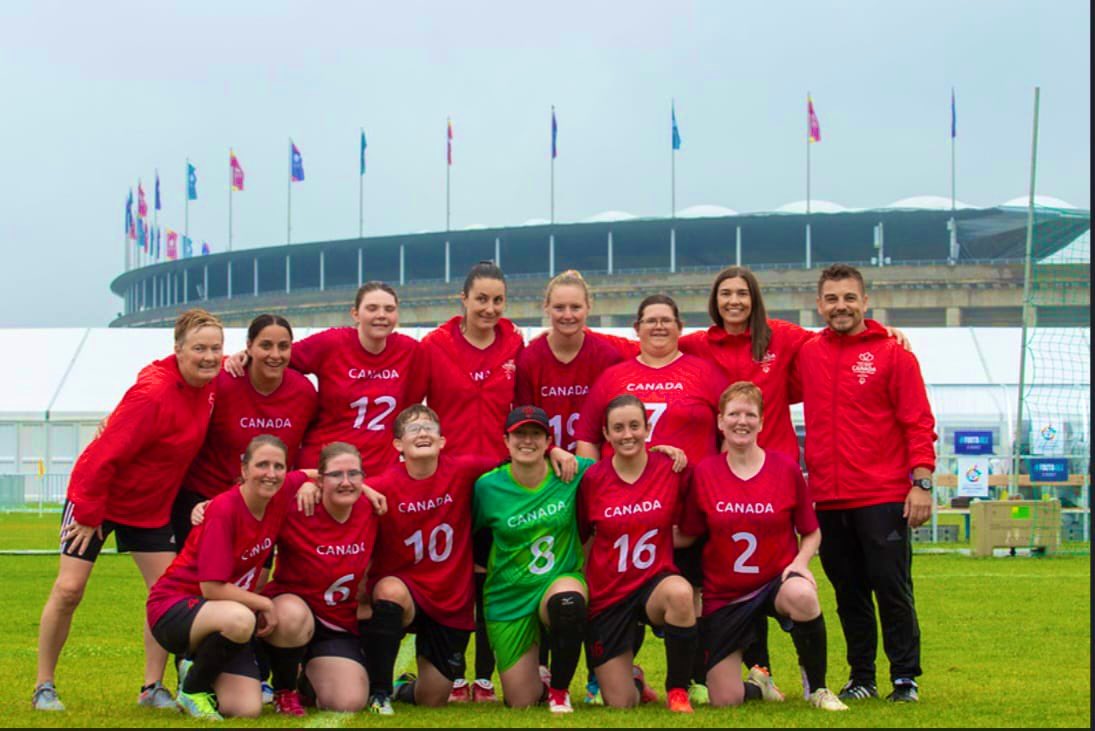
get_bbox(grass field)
[0,511,1089,728]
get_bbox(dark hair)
[318,441,362,474]
[354,281,400,310]
[817,264,866,296]
[242,434,288,465]
[708,266,771,363]
[393,404,441,438]
[247,314,293,343]
[719,381,764,416]
[462,260,506,297]
[634,294,682,329]
[604,394,648,428]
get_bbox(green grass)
[0,512,1089,728]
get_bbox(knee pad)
[546,591,586,638]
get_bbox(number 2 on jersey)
[350,395,397,430]
[731,531,760,574]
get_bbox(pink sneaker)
[272,689,306,717]
[472,679,498,702]
[448,679,470,703]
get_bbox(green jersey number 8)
[528,535,556,575]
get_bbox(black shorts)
[674,538,707,587]
[405,602,471,682]
[151,597,261,679]
[586,572,676,668]
[60,500,176,562]
[304,621,366,668]
[700,576,796,671]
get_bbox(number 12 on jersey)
[350,395,397,430]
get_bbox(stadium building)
[110,196,1090,330]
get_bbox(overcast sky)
[0,0,1088,327]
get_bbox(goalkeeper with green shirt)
[472,406,595,713]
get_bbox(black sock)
[546,592,586,690]
[691,644,708,686]
[474,574,496,680]
[743,619,772,672]
[254,640,271,684]
[184,632,249,694]
[632,622,646,656]
[538,625,550,667]
[394,678,417,704]
[743,682,762,702]
[360,600,404,696]
[264,643,306,692]
[790,614,827,696]
[662,622,698,691]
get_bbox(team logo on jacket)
[852,352,876,385]
[758,350,777,374]
[502,360,516,381]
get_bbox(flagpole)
[950,88,957,262]
[446,119,451,233]
[359,128,364,238]
[185,159,190,239]
[287,139,293,245]
[805,92,812,269]
[228,149,234,252]
[154,169,160,266]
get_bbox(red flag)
[808,95,821,143]
[230,150,245,191]
[166,230,179,260]
[447,118,453,166]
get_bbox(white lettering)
[397,493,455,514]
[507,500,568,528]
[540,384,589,398]
[603,499,664,519]
[238,416,293,430]
[626,382,684,392]
[316,542,372,556]
[347,368,401,380]
[715,501,776,514]
[240,537,274,561]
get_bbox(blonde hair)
[543,269,591,308]
[174,308,223,345]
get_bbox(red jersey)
[146,471,303,628]
[793,319,937,510]
[679,452,817,615]
[578,452,684,617]
[264,495,378,634]
[679,319,814,462]
[291,328,426,475]
[515,331,625,451]
[366,455,497,630]
[68,355,217,528]
[421,317,524,461]
[575,354,727,465]
[182,369,318,499]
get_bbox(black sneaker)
[886,679,919,703]
[838,679,879,700]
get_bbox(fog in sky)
[0,0,1088,326]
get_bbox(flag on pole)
[137,217,146,251]
[155,226,161,259]
[447,118,453,166]
[201,241,211,255]
[37,459,45,478]
[187,163,198,200]
[182,235,193,258]
[551,107,558,159]
[230,150,245,191]
[808,95,821,143]
[951,87,957,139]
[166,230,179,260]
[125,189,134,236]
[137,182,148,217]
[360,130,367,175]
[155,171,162,211]
[671,102,682,150]
[290,141,305,182]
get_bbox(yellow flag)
[37,459,45,478]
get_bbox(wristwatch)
[912,477,933,491]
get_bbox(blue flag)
[360,130,367,175]
[551,107,558,159]
[671,102,681,150]
[950,87,957,139]
[291,141,305,182]
[187,163,198,200]
[125,190,133,235]
[182,235,193,258]
[155,171,162,211]
[201,241,210,255]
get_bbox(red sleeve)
[403,338,429,407]
[775,320,815,405]
[678,468,706,538]
[889,347,938,472]
[574,375,608,445]
[514,346,535,407]
[592,330,639,359]
[289,329,333,375]
[197,498,238,583]
[69,382,159,526]
[678,330,706,357]
[790,464,819,536]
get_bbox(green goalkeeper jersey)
[472,457,594,622]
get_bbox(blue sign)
[954,430,993,455]
[1030,458,1069,482]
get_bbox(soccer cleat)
[394,672,417,704]
[687,682,709,706]
[176,689,223,721]
[745,665,785,702]
[547,687,573,713]
[667,687,694,713]
[633,664,658,704]
[273,689,306,717]
[887,679,919,703]
[472,678,499,702]
[138,681,176,708]
[447,678,470,703]
[176,658,193,692]
[261,681,275,705]
[32,682,65,712]
[838,679,879,701]
[808,687,849,711]
[584,676,604,705]
[368,692,395,715]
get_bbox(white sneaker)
[809,687,849,711]
[547,687,573,713]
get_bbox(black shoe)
[838,679,879,700]
[886,679,919,703]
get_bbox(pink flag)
[447,118,453,166]
[230,150,245,191]
[166,230,179,260]
[137,182,148,217]
[808,95,821,143]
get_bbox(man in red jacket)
[795,264,935,705]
